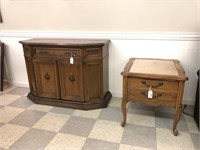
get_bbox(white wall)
[0,32,199,105]
[0,0,199,32]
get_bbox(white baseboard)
[182,98,195,106]
[11,82,29,88]
[110,91,122,98]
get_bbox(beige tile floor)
[0,86,199,150]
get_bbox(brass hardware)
[72,52,76,57]
[69,74,75,82]
[44,72,50,81]
[141,81,163,88]
[141,92,162,99]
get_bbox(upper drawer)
[128,78,178,92]
[35,49,55,55]
[86,48,102,57]
[34,48,82,57]
[55,49,81,57]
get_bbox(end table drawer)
[128,78,178,92]
[128,89,177,105]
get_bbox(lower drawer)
[127,89,177,106]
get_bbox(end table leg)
[173,106,182,136]
[121,98,127,127]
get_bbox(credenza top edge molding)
[0,31,200,41]
[19,38,110,46]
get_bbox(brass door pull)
[44,72,50,81]
[69,74,75,82]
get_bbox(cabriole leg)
[173,106,182,136]
[121,98,127,127]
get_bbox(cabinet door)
[33,59,60,99]
[58,60,84,102]
[85,61,103,101]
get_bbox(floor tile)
[28,104,53,112]
[0,86,17,94]
[184,114,200,134]
[72,108,102,119]
[0,123,4,127]
[119,144,153,150]
[8,87,29,96]
[33,112,70,132]
[98,107,122,122]
[0,106,24,123]
[128,102,155,112]
[190,133,200,150]
[9,128,56,150]
[0,124,29,149]
[155,106,175,114]
[182,105,195,115]
[60,116,96,137]
[109,97,121,108]
[9,109,46,127]
[0,85,198,150]
[50,106,75,115]
[89,119,124,143]
[155,111,188,132]
[127,109,155,127]
[121,124,156,149]
[8,96,33,109]
[156,128,195,150]
[44,133,86,150]
[0,94,21,106]
[82,138,120,150]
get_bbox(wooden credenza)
[121,58,188,136]
[20,39,112,110]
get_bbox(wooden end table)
[121,58,188,136]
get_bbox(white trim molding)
[0,31,200,41]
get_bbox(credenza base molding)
[27,91,112,110]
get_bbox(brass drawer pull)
[141,92,162,99]
[72,52,76,57]
[69,74,75,82]
[141,81,163,88]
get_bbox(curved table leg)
[121,98,127,127]
[173,106,182,136]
